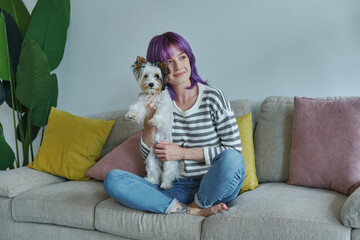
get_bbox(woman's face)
[166,45,191,87]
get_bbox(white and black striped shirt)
[140,83,242,178]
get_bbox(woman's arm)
[202,112,242,165]
[154,142,205,163]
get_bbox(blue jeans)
[103,149,245,214]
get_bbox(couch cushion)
[352,229,360,240]
[0,196,15,240]
[1,196,127,240]
[341,186,360,228]
[230,99,252,118]
[254,96,294,183]
[94,198,203,240]
[202,183,350,240]
[0,167,66,198]
[12,180,109,230]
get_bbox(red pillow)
[86,131,146,180]
[288,97,360,195]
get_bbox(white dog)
[125,56,180,189]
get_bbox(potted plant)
[0,0,70,170]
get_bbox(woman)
[104,32,245,217]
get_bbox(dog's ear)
[132,56,147,69]
[163,74,169,88]
[131,56,147,74]
[158,62,170,77]
[133,56,147,69]
[132,56,147,78]
[136,56,147,65]
[158,62,170,89]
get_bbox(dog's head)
[131,56,169,95]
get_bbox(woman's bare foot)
[170,202,228,217]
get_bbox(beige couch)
[0,96,359,240]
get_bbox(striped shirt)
[140,83,242,178]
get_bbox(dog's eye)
[155,74,160,79]
[144,75,148,78]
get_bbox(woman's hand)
[155,143,206,163]
[142,94,158,148]
[154,142,184,162]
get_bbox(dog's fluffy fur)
[125,56,180,189]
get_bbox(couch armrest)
[341,187,360,228]
[0,167,67,198]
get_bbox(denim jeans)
[103,149,245,214]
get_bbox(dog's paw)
[148,118,162,128]
[160,181,173,190]
[125,112,138,121]
[148,119,157,127]
[145,176,160,185]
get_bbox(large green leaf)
[0,12,10,81]
[1,9,22,77]
[32,74,58,127]
[0,0,30,38]
[2,80,25,112]
[0,137,15,170]
[63,0,70,28]
[0,81,5,105]
[0,123,15,170]
[16,112,40,142]
[0,10,22,109]
[16,40,50,110]
[2,80,12,107]
[23,0,68,71]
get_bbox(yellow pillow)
[28,107,115,181]
[236,112,259,193]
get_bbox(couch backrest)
[254,95,359,184]
[89,109,143,158]
[254,96,295,183]
[230,99,252,118]
[90,99,252,158]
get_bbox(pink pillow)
[288,97,360,195]
[86,131,146,180]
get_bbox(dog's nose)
[148,83,154,88]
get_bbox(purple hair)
[146,32,209,100]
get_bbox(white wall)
[1,0,360,162]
